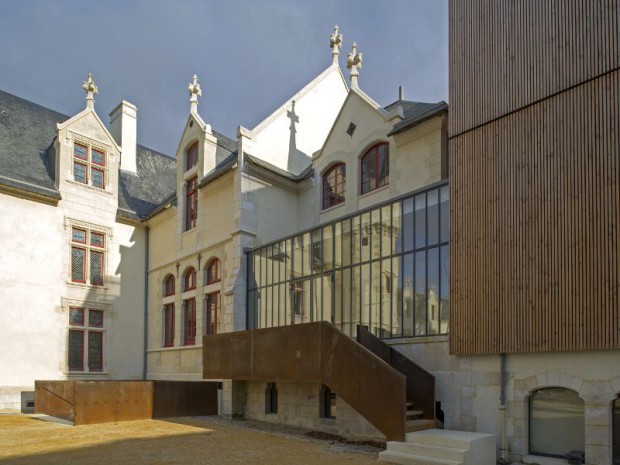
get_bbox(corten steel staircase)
[356,326,436,433]
[203,321,436,441]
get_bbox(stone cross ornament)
[330,25,343,64]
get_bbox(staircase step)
[405,410,424,420]
[405,429,491,449]
[405,419,436,432]
[379,450,462,465]
[386,441,467,462]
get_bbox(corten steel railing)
[356,325,435,422]
[35,380,218,425]
[203,321,407,441]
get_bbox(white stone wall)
[245,381,384,440]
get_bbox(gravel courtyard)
[0,414,382,465]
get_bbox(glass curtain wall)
[247,183,449,339]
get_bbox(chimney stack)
[109,101,138,173]
[399,85,404,100]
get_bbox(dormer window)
[322,163,346,210]
[186,142,198,171]
[74,142,106,189]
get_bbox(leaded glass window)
[183,298,196,345]
[163,304,175,347]
[68,308,105,372]
[73,142,107,189]
[68,330,84,371]
[323,163,346,209]
[206,259,220,284]
[70,227,105,286]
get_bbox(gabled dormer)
[175,75,237,234]
[53,74,121,208]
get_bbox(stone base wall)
[391,338,620,465]
[0,386,34,412]
[244,381,384,440]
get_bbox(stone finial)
[82,72,98,110]
[329,25,343,65]
[187,74,202,113]
[346,42,363,88]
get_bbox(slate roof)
[0,89,238,220]
[244,153,314,183]
[0,90,65,199]
[385,100,448,136]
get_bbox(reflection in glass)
[352,216,361,264]
[403,198,413,252]
[303,233,312,276]
[334,270,342,328]
[371,260,381,336]
[342,219,352,267]
[381,205,391,257]
[361,212,370,263]
[342,268,352,337]
[415,194,426,249]
[402,253,414,337]
[392,201,402,254]
[415,251,426,336]
[323,226,333,271]
[352,266,361,334]
[529,388,584,457]
[440,186,450,243]
[371,209,381,261]
[381,258,392,337]
[427,247,439,334]
[392,256,402,338]
[322,274,332,322]
[427,189,439,246]
[361,264,370,329]
[440,245,450,334]
[334,222,342,268]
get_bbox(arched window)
[322,163,346,209]
[186,141,198,171]
[529,388,584,457]
[164,274,175,296]
[206,259,221,285]
[360,142,389,194]
[183,267,196,291]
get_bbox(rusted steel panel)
[357,326,435,422]
[74,381,153,425]
[203,321,407,441]
[152,381,218,418]
[34,381,76,421]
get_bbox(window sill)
[184,166,199,180]
[359,184,389,199]
[67,281,108,291]
[321,202,345,214]
[66,179,113,195]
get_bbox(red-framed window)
[71,227,105,286]
[322,163,346,209]
[68,307,104,372]
[164,274,175,296]
[360,142,389,194]
[186,142,198,171]
[73,142,107,189]
[163,303,175,347]
[185,176,198,230]
[183,267,196,291]
[205,291,220,335]
[206,259,220,285]
[183,298,196,345]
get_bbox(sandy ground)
[0,414,382,465]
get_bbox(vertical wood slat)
[449,60,620,355]
[449,0,620,137]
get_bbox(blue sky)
[0,0,448,156]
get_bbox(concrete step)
[379,450,462,465]
[405,419,436,432]
[386,441,467,462]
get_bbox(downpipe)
[498,353,508,464]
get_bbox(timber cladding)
[449,0,620,355]
[449,0,619,135]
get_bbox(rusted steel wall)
[203,321,407,441]
[34,381,76,421]
[357,326,435,422]
[35,381,218,425]
[74,381,153,425]
[152,381,218,418]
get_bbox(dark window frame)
[163,303,175,347]
[322,163,346,209]
[185,176,198,231]
[360,142,389,194]
[206,259,221,285]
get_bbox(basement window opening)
[320,385,336,419]
[265,382,278,414]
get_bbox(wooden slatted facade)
[449,0,620,355]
